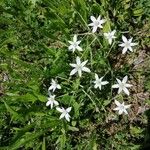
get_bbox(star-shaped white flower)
[89,16,106,33]
[104,30,116,44]
[68,35,82,53]
[48,79,61,92]
[119,35,138,54]
[94,74,109,90]
[46,95,59,109]
[112,76,132,95]
[70,56,91,77]
[113,100,131,115]
[56,107,72,122]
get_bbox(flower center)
[94,21,100,26]
[73,42,78,48]
[120,83,125,89]
[125,42,130,48]
[76,65,82,70]
[119,105,125,110]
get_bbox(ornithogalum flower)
[46,95,59,109]
[89,16,106,33]
[68,35,82,53]
[112,76,132,95]
[56,107,72,122]
[119,35,138,54]
[94,74,109,90]
[113,100,131,115]
[48,79,61,92]
[104,30,116,45]
[70,56,91,77]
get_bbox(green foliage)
[0,0,150,149]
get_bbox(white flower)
[89,16,106,33]
[119,35,138,54]
[113,100,131,115]
[70,56,91,77]
[112,76,132,95]
[56,107,72,122]
[104,30,116,44]
[48,79,61,92]
[68,35,82,53]
[94,74,109,90]
[46,95,59,109]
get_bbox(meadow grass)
[0,0,150,149]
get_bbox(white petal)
[48,85,53,91]
[101,81,109,85]
[130,42,138,46]
[50,102,54,109]
[88,23,94,26]
[65,113,70,122]
[113,107,120,111]
[99,19,106,24]
[70,63,77,67]
[68,41,73,44]
[118,109,123,115]
[128,46,133,52]
[82,67,91,73]
[54,100,59,106]
[73,35,77,42]
[97,15,101,21]
[116,78,122,84]
[59,112,66,119]
[119,43,125,47]
[111,30,116,35]
[112,84,119,88]
[118,87,123,94]
[122,47,128,54]
[123,109,128,115]
[77,46,83,51]
[125,84,132,87]
[57,84,61,89]
[56,107,64,113]
[122,76,128,84]
[90,16,96,22]
[46,101,51,106]
[125,104,131,109]
[78,69,82,77]
[122,35,127,43]
[115,100,121,106]
[76,56,81,65]
[81,60,88,67]
[70,69,77,76]
[123,87,130,95]
[95,74,99,80]
[108,38,112,45]
[92,26,97,33]
[68,45,73,50]
[104,33,108,37]
[66,107,72,112]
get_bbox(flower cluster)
[46,15,138,121]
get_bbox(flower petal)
[122,35,127,43]
[66,107,72,112]
[115,100,121,106]
[90,16,96,22]
[123,87,130,95]
[82,67,91,73]
[92,26,98,33]
[77,46,83,51]
[112,84,119,88]
[122,47,128,54]
[56,107,63,113]
[65,113,70,122]
[122,75,128,84]
[73,35,77,42]
[59,112,66,119]
[70,69,77,76]
[76,56,81,65]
